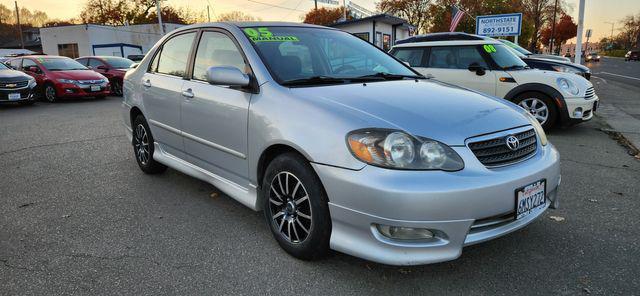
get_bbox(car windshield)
[483,44,529,70]
[498,39,533,56]
[38,58,87,71]
[102,57,134,69]
[243,26,420,86]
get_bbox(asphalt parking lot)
[1,60,639,295]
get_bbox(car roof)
[393,39,500,48]
[174,21,333,33]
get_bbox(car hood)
[48,70,105,80]
[508,69,593,96]
[526,57,590,72]
[0,69,32,81]
[289,79,531,145]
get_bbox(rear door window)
[89,58,105,69]
[9,58,22,69]
[428,46,487,69]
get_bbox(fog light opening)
[375,224,434,241]
[573,107,583,118]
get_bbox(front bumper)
[55,82,111,98]
[0,87,36,103]
[312,142,560,266]
[563,95,599,125]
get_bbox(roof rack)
[396,32,487,44]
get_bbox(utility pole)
[15,1,24,49]
[343,0,347,20]
[315,0,317,10]
[575,0,585,64]
[604,21,614,50]
[207,5,211,22]
[156,0,165,35]
[549,0,558,55]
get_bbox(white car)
[391,33,599,129]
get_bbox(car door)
[180,30,252,186]
[141,31,197,159]
[414,45,497,96]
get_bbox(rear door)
[141,31,197,159]
[414,45,497,96]
[180,29,252,186]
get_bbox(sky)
[1,0,638,41]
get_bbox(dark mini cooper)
[0,61,37,105]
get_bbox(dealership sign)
[476,13,522,37]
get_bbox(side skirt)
[152,142,260,211]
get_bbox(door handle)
[142,79,151,87]
[182,89,194,99]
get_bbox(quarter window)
[156,32,196,77]
[428,46,487,69]
[192,31,247,81]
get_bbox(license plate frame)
[90,85,101,92]
[515,179,547,220]
[8,93,21,101]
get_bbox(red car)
[7,56,110,102]
[76,56,134,96]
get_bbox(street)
[1,60,639,295]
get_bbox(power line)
[245,0,307,12]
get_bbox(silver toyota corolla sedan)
[121,22,561,265]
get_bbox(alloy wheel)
[519,98,549,125]
[45,86,56,102]
[268,172,312,244]
[134,124,150,165]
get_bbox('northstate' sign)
[476,13,522,37]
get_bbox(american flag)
[450,6,465,32]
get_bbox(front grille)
[0,80,29,89]
[584,87,595,100]
[469,212,515,234]
[468,129,538,167]
[77,80,104,85]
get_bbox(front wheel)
[111,80,123,96]
[513,92,558,130]
[262,153,331,260]
[132,115,167,174]
[44,84,57,102]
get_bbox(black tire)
[44,83,57,103]
[262,152,331,260]
[95,95,106,99]
[19,100,35,106]
[111,80,123,96]
[132,115,167,174]
[513,92,558,130]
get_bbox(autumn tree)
[377,0,433,34]
[215,11,261,22]
[540,13,577,53]
[521,0,570,52]
[79,0,189,25]
[303,7,348,26]
[618,13,640,49]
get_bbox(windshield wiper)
[354,72,424,81]
[502,65,528,70]
[281,76,349,86]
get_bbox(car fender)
[504,83,570,124]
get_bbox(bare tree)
[215,11,261,22]
[377,0,433,34]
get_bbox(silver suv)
[122,22,561,265]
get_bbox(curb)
[596,103,640,155]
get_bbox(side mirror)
[26,66,40,73]
[468,63,486,76]
[206,66,250,87]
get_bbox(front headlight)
[28,77,37,88]
[556,77,579,96]
[523,112,548,146]
[551,65,580,74]
[57,78,77,84]
[347,129,464,171]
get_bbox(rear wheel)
[262,153,331,260]
[44,84,57,103]
[132,115,167,174]
[513,92,557,130]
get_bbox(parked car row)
[1,55,136,104]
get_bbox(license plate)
[90,85,101,92]
[515,180,546,220]
[8,93,21,100]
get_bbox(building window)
[353,32,369,42]
[375,32,382,48]
[383,34,391,51]
[57,43,79,58]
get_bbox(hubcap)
[45,86,56,102]
[268,172,312,244]
[134,124,150,165]
[519,98,549,125]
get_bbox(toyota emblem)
[505,135,520,151]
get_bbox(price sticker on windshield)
[244,28,299,42]
[483,44,497,53]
